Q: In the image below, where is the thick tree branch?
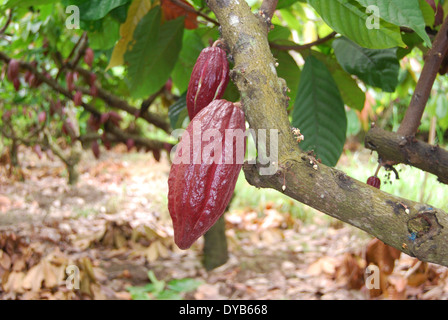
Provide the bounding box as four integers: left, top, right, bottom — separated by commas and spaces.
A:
207, 0, 448, 267
365, 126, 448, 184
397, 16, 448, 137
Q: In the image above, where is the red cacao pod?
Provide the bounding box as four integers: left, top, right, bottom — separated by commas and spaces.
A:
168, 99, 246, 249
73, 90, 82, 106
84, 48, 94, 68
91, 140, 100, 159
367, 176, 381, 189
66, 71, 75, 92
38, 111, 46, 123
186, 45, 229, 120
13, 77, 20, 91
7, 59, 19, 82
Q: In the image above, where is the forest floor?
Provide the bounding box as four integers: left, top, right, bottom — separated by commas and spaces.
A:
1, 145, 448, 300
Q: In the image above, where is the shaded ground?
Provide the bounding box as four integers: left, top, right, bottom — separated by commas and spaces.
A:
1, 145, 448, 300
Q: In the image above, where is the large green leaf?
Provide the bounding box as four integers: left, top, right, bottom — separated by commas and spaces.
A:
354, 0, 431, 47
171, 30, 205, 93
125, 7, 184, 98
291, 56, 347, 167
301, 50, 365, 111
307, 0, 405, 49
333, 37, 400, 92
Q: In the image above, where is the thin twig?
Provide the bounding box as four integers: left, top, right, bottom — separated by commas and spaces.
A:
269, 31, 337, 51
0, 9, 13, 35
170, 0, 219, 26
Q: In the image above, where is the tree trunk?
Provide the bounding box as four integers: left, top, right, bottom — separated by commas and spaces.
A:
202, 214, 229, 271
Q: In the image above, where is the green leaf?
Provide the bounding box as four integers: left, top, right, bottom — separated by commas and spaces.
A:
126, 287, 151, 300
4, 0, 59, 8
85, 16, 120, 50
307, 0, 405, 49
172, 30, 205, 93
154, 291, 183, 300
277, 0, 301, 9
272, 50, 301, 108
125, 7, 184, 98
167, 278, 202, 292
346, 108, 361, 136
68, 0, 131, 21
268, 24, 292, 42
418, 0, 436, 27
354, 0, 431, 47
331, 69, 365, 111
147, 270, 165, 294
301, 50, 364, 111
291, 56, 347, 167
168, 92, 189, 129
333, 37, 400, 92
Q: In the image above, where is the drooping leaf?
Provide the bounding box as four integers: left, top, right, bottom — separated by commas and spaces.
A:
291, 56, 347, 167
107, 0, 156, 69
333, 37, 400, 92
354, 0, 431, 47
125, 7, 185, 98
307, 0, 405, 49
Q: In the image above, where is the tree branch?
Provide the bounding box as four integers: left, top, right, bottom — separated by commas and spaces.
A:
365, 126, 448, 184
0, 51, 171, 133
73, 66, 171, 133
207, 0, 448, 267
0, 9, 13, 35
259, 0, 278, 21
397, 16, 448, 137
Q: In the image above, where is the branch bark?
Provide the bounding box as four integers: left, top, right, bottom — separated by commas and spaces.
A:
365, 126, 448, 184
207, 0, 448, 267
397, 16, 448, 137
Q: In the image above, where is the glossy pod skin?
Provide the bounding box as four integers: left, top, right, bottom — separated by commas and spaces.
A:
186, 46, 229, 120
168, 100, 246, 249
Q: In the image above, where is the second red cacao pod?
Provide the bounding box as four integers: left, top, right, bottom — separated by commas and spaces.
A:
186, 45, 229, 120
168, 99, 246, 249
